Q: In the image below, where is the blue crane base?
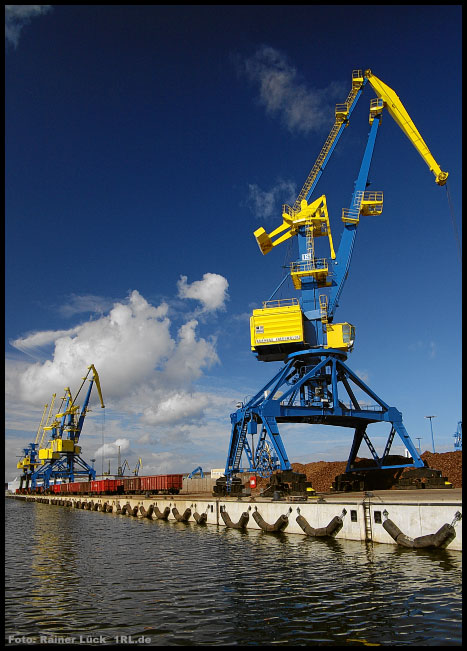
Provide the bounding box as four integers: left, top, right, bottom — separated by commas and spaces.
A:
224, 349, 424, 489
29, 453, 96, 490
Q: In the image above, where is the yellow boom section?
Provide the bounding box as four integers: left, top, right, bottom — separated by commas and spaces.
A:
365, 70, 448, 186
88, 364, 105, 408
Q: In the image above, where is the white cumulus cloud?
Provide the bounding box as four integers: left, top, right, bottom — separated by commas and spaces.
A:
142, 391, 211, 426
5, 281, 234, 480
177, 272, 229, 312
11, 290, 174, 404
94, 437, 131, 459
8, 288, 220, 409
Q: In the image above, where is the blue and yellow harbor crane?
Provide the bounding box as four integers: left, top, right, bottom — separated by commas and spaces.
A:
17, 397, 56, 490
27, 364, 105, 490
223, 69, 449, 492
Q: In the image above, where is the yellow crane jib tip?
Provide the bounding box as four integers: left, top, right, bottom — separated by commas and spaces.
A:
436, 171, 448, 186
254, 227, 273, 255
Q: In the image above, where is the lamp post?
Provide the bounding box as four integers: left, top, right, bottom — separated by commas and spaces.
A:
425, 416, 436, 454
416, 438, 422, 453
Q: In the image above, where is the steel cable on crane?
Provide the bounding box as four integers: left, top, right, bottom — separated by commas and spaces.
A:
101, 406, 106, 476
71, 367, 92, 407
445, 183, 462, 265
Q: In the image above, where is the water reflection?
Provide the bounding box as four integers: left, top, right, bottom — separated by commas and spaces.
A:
5, 499, 462, 646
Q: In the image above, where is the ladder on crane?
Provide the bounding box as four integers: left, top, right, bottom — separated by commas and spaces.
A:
292, 70, 365, 211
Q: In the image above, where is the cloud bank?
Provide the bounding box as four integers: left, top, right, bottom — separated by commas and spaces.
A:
8, 273, 228, 413
5, 5, 52, 47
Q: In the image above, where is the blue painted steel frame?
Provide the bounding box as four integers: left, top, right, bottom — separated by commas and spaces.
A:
225, 350, 424, 482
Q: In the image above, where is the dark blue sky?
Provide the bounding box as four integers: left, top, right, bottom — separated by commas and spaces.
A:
5, 5, 462, 480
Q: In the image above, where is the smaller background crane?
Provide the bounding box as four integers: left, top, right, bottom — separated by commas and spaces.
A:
187, 466, 204, 479
453, 422, 462, 450
117, 451, 143, 476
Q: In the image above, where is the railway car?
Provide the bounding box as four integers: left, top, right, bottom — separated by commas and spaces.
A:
14, 474, 184, 497
90, 480, 102, 493
90, 479, 123, 495
79, 481, 91, 494
122, 477, 141, 494
140, 474, 183, 495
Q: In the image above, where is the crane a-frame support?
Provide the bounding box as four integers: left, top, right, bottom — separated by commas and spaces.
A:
225, 348, 423, 480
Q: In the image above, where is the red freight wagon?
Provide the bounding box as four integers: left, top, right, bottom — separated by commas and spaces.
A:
107, 479, 124, 494
140, 474, 183, 495
122, 477, 141, 494
79, 481, 91, 494
90, 480, 104, 493
52, 484, 61, 493
91, 479, 123, 494
67, 482, 81, 494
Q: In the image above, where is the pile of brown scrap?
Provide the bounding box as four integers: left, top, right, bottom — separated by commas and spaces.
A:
252, 451, 462, 493
419, 450, 462, 488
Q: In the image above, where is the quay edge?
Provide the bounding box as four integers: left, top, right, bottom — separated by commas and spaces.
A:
7, 489, 462, 552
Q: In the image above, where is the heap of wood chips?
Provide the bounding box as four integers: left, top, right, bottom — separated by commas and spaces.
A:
419, 451, 462, 489
255, 450, 462, 493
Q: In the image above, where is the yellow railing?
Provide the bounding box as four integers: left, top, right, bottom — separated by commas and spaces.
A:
342, 208, 360, 224
262, 297, 299, 309
370, 97, 384, 112
290, 258, 329, 274
362, 191, 383, 203
352, 69, 364, 86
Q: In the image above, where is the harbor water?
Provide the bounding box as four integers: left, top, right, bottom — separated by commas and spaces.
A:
5, 498, 462, 646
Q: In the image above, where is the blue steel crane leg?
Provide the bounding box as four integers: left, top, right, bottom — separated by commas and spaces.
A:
261, 417, 292, 472
335, 358, 424, 471
346, 425, 367, 473
225, 420, 240, 473
390, 420, 424, 468
225, 416, 253, 476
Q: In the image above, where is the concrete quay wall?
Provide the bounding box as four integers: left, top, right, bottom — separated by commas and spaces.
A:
11, 490, 462, 551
